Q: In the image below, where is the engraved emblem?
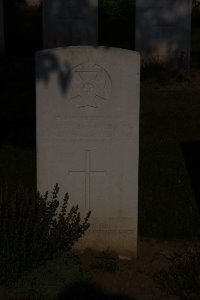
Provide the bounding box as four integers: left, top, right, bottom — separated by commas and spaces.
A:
69, 64, 112, 109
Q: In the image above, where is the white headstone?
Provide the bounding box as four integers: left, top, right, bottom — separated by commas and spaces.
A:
36, 46, 140, 256
135, 0, 192, 63
0, 0, 4, 55
43, 0, 98, 49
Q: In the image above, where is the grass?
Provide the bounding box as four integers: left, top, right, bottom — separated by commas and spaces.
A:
139, 85, 200, 239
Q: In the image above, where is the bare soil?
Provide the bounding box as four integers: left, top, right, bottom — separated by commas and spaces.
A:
1, 238, 200, 299
79, 238, 200, 300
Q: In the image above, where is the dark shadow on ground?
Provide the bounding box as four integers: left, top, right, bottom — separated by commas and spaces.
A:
182, 141, 200, 212
58, 280, 135, 300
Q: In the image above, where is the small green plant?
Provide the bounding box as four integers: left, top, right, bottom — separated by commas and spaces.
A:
0, 182, 91, 284
155, 246, 200, 300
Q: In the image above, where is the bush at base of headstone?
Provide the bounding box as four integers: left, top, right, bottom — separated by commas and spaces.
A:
0, 182, 91, 284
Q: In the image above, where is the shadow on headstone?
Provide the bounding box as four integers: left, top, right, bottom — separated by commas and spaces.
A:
182, 140, 200, 211
36, 50, 72, 95
58, 280, 135, 300
0, 50, 72, 148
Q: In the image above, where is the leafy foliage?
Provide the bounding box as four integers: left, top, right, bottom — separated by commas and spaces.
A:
0, 183, 91, 284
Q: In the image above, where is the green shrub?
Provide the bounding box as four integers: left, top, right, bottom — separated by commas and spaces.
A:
0, 183, 91, 284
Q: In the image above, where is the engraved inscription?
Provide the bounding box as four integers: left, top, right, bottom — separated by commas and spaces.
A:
54, 116, 135, 140
89, 217, 135, 231
68, 150, 106, 210
88, 230, 134, 234
69, 64, 112, 109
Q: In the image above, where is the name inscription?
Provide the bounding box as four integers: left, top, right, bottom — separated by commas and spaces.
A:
53, 116, 135, 140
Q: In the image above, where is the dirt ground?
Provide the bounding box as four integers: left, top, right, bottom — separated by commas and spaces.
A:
0, 238, 188, 300
79, 238, 200, 300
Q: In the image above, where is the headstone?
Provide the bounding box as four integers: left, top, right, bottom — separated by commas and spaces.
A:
0, 0, 4, 55
36, 46, 140, 256
43, 0, 98, 49
135, 0, 192, 63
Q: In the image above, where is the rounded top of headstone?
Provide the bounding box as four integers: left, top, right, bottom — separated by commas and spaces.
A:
36, 46, 140, 58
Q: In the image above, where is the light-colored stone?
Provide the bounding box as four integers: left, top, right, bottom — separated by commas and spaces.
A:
36, 46, 140, 256
0, 0, 4, 55
43, 0, 98, 49
135, 0, 192, 63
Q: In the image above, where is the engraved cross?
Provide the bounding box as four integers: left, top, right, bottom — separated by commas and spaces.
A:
68, 150, 106, 210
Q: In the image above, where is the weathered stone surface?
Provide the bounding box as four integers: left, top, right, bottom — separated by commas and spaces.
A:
135, 0, 192, 63
36, 46, 140, 256
0, 0, 4, 55
43, 0, 98, 49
